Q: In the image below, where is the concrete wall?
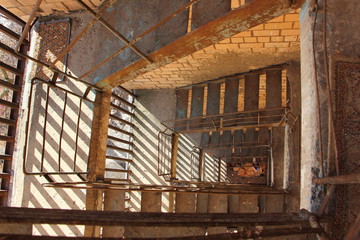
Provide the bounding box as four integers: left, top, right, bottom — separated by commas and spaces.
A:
300, 0, 360, 211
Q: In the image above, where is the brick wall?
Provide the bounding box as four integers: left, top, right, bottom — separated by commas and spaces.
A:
124, 10, 300, 89
1, 0, 101, 21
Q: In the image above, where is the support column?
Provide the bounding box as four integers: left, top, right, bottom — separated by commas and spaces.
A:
84, 89, 111, 237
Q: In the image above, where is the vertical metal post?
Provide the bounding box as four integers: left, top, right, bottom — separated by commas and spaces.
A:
217, 158, 222, 182
170, 133, 179, 180
198, 149, 204, 181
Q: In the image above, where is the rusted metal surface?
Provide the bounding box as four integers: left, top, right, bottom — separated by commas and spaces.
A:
175, 88, 189, 131
191, 0, 231, 31
49, 0, 115, 68
99, 0, 304, 88
0, 9, 27, 206
314, 173, 360, 185
14, 0, 42, 52
76, 0, 152, 64
78, 0, 198, 82
266, 70, 283, 108
345, 214, 360, 240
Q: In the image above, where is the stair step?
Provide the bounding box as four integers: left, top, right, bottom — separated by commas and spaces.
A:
105, 168, 131, 174
107, 144, 133, 154
106, 155, 133, 162
109, 114, 135, 127
0, 154, 12, 161
108, 125, 134, 137
0, 190, 8, 196
0, 173, 11, 179
0, 117, 16, 126
0, 99, 19, 109
104, 178, 131, 183
111, 93, 135, 109
107, 135, 133, 145
0, 135, 15, 142
110, 103, 134, 117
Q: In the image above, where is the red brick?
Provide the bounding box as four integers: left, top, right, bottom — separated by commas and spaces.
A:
264, 42, 290, 48
239, 43, 263, 48
244, 37, 257, 43
271, 36, 284, 42
284, 14, 299, 22
281, 29, 300, 36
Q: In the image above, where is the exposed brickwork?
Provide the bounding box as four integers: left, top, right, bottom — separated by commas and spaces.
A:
2, 0, 101, 21
124, 10, 300, 89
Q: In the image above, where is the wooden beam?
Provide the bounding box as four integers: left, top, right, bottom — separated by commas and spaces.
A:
0, 207, 313, 227
0, 227, 323, 239
97, 0, 304, 88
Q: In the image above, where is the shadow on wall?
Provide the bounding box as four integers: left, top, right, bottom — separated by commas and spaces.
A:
16, 20, 96, 237
130, 89, 199, 212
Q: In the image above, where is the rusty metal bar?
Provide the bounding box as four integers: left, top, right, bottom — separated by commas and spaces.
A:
105, 155, 132, 162
0, 79, 22, 91
109, 114, 134, 127
44, 181, 289, 195
0, 61, 23, 76
32, 78, 94, 103
313, 173, 360, 185
78, 0, 201, 80
110, 103, 134, 116
40, 85, 50, 172
107, 135, 132, 146
178, 122, 286, 134
111, 93, 135, 109
170, 132, 179, 179
0, 6, 26, 27
77, 0, 152, 63
23, 78, 91, 176
217, 158, 222, 182
0, 136, 15, 142
0, 42, 26, 61
0, 25, 29, 45
198, 149, 204, 181
0, 118, 16, 126
49, 0, 115, 68
108, 125, 134, 137
0, 99, 19, 109
106, 144, 133, 154
15, 0, 42, 52
73, 99, 83, 172
0, 155, 12, 161
58, 93, 68, 172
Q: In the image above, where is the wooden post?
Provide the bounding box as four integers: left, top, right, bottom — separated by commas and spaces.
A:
84, 90, 111, 237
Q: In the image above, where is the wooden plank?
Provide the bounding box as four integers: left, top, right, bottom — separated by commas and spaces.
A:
99, 0, 305, 88
192, 0, 231, 31
175, 89, 189, 131
266, 195, 284, 213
